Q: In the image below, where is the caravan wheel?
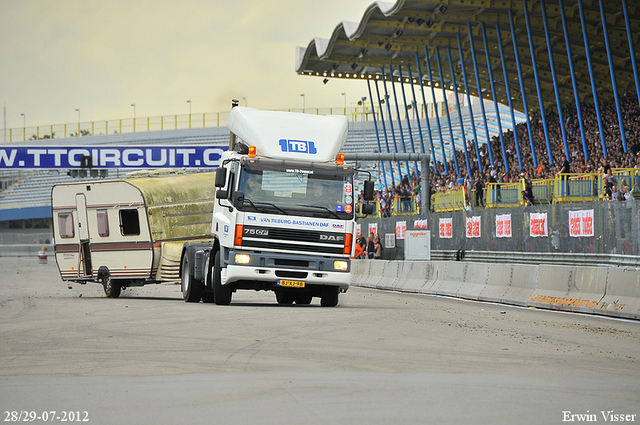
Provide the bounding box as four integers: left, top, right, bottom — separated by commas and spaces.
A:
102, 275, 121, 298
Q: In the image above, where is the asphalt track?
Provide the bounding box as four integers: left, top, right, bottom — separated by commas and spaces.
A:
0, 256, 638, 425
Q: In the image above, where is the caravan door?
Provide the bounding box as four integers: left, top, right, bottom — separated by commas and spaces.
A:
75, 193, 93, 277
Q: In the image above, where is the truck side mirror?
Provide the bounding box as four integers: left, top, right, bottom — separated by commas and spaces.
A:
363, 180, 375, 201
361, 203, 375, 215
232, 191, 245, 209
215, 168, 227, 187
215, 189, 228, 199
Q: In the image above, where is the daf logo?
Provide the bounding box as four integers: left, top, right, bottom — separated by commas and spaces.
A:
320, 234, 344, 242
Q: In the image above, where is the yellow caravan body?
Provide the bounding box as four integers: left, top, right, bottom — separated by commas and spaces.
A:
52, 172, 215, 285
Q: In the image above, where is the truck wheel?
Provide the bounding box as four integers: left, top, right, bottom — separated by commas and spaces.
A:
201, 255, 215, 303
102, 275, 121, 298
275, 290, 295, 305
213, 251, 231, 305
182, 253, 203, 303
294, 293, 313, 305
320, 286, 339, 307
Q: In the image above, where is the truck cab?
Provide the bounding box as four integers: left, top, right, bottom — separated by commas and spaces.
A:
180, 107, 374, 307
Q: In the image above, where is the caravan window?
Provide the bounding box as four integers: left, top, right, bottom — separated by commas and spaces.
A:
119, 209, 140, 236
97, 209, 109, 237
58, 212, 75, 238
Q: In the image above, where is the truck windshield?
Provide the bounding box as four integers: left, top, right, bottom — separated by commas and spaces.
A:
237, 160, 354, 219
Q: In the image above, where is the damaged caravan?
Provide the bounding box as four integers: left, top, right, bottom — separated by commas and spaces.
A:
52, 171, 215, 297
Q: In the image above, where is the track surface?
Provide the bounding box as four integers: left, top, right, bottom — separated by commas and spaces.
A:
1, 257, 638, 424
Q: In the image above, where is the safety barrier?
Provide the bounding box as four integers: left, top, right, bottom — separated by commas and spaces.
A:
554, 173, 600, 203
485, 182, 521, 208
392, 197, 419, 216
531, 179, 554, 204
350, 259, 640, 320
431, 187, 466, 212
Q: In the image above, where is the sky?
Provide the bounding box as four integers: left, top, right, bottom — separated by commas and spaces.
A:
0, 0, 376, 130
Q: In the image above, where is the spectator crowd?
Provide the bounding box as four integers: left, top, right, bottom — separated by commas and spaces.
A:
358, 92, 640, 214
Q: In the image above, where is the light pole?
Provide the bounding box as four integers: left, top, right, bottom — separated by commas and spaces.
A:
187, 100, 191, 128
20, 112, 25, 140
75, 108, 80, 134
131, 103, 136, 131
300, 93, 305, 113
341, 92, 347, 115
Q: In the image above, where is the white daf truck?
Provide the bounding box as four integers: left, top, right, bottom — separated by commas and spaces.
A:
180, 106, 374, 307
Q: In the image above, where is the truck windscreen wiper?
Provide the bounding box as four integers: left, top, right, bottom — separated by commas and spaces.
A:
244, 199, 288, 215
295, 204, 341, 219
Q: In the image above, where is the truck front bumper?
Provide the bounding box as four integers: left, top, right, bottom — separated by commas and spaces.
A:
220, 249, 351, 291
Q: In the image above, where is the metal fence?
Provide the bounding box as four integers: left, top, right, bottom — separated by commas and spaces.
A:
358, 198, 640, 265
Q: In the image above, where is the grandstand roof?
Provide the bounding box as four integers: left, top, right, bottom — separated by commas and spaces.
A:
295, 0, 640, 113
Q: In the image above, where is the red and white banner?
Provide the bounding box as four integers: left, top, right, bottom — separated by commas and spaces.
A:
569, 209, 594, 237
396, 221, 406, 239
368, 222, 378, 238
495, 214, 512, 238
465, 216, 481, 238
414, 219, 428, 229
439, 218, 453, 239
529, 212, 548, 237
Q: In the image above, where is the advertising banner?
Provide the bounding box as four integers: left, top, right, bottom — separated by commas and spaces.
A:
0, 146, 227, 169
465, 216, 481, 238
495, 214, 512, 238
414, 219, 428, 229
569, 209, 594, 237
368, 222, 378, 238
530, 212, 548, 237
439, 217, 453, 239
396, 221, 406, 239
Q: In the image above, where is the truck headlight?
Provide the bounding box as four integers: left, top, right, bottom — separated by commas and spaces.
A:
235, 253, 251, 264
333, 260, 348, 271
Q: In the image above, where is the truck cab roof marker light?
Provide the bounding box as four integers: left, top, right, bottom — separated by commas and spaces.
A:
248, 146, 257, 158
336, 153, 345, 165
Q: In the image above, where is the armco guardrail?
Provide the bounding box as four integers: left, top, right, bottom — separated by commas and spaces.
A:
351, 260, 640, 320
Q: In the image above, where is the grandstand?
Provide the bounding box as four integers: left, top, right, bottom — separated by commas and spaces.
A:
0, 100, 520, 229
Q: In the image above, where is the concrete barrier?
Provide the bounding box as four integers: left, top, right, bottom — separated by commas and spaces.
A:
455, 262, 490, 300
528, 265, 608, 315
599, 268, 640, 320
429, 261, 465, 298
350, 259, 640, 320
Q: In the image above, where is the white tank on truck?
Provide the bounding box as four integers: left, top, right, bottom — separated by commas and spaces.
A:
180, 106, 375, 306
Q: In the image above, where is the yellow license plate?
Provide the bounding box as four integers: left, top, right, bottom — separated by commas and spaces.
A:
277, 279, 305, 288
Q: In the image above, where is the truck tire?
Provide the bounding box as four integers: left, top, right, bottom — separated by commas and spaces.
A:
275, 290, 295, 305
201, 255, 215, 303
102, 274, 121, 298
320, 286, 339, 307
294, 293, 313, 305
182, 252, 203, 303
213, 251, 231, 305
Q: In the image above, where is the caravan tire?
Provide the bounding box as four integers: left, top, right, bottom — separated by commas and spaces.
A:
213, 251, 231, 305
102, 275, 121, 299
182, 253, 204, 303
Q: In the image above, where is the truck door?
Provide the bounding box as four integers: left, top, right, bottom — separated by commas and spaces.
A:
75, 194, 92, 277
